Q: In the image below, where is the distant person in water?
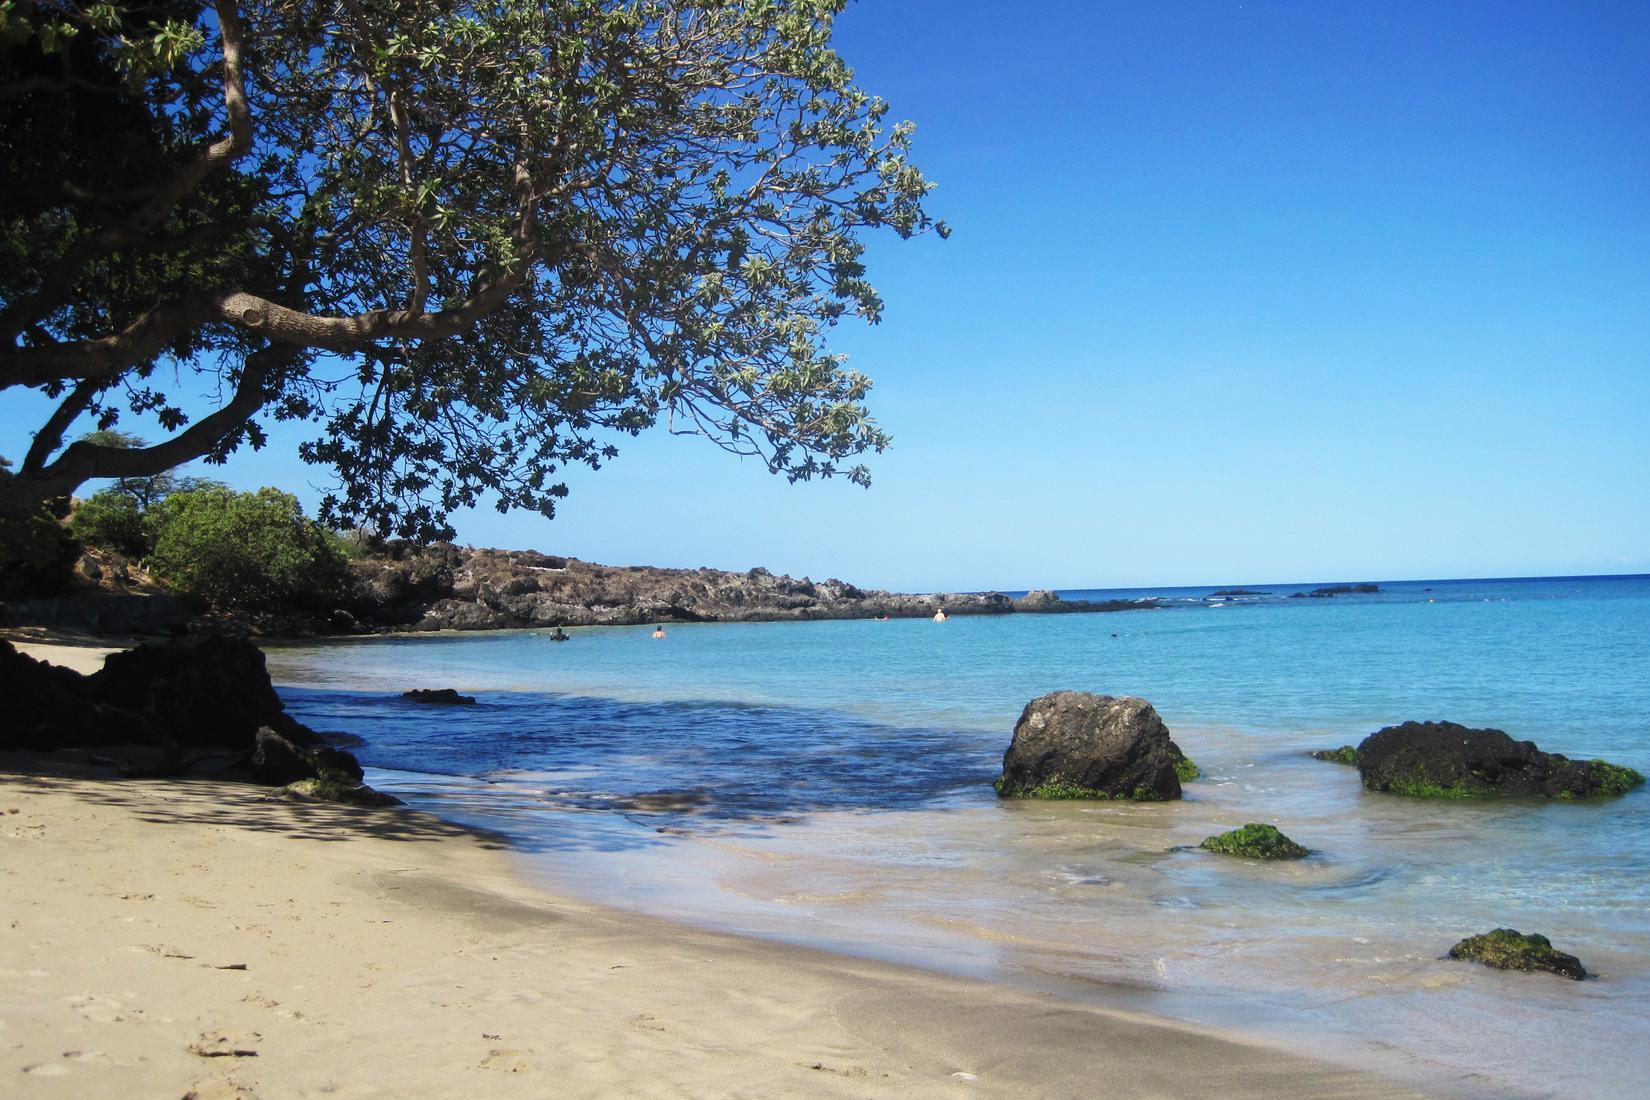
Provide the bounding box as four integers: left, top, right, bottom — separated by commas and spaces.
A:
651, 625, 666, 638
548, 627, 569, 642
933, 607, 948, 622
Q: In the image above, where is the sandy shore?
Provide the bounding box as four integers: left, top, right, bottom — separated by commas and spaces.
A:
2, 638, 1432, 1099
1, 628, 133, 677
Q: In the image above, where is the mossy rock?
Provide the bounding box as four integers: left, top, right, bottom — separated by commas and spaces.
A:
1173, 755, 1201, 783
1447, 928, 1586, 980
1357, 721, 1644, 800
285, 777, 403, 808
1310, 745, 1359, 766
1199, 823, 1309, 860
992, 777, 1165, 801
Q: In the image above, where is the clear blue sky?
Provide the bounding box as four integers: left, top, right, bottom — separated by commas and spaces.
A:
5, 0, 1647, 591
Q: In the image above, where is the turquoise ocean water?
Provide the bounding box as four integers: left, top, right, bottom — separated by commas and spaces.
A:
267, 574, 1650, 1097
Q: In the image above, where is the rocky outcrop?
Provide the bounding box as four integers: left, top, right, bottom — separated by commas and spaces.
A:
2, 636, 392, 801
1011, 589, 1162, 615
1447, 929, 1586, 980
994, 692, 1186, 801
1290, 584, 1380, 599
1311, 746, 1359, 766
1356, 720, 1644, 799
343, 545, 1149, 632
1199, 823, 1309, 860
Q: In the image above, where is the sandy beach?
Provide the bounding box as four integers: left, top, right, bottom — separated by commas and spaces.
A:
1, 637, 1431, 1100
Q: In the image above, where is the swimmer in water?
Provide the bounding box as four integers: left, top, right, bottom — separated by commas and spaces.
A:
933, 607, 948, 622
651, 625, 666, 638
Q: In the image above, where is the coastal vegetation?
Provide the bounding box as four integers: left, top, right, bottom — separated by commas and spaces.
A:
1199, 823, 1310, 860
0, 0, 943, 540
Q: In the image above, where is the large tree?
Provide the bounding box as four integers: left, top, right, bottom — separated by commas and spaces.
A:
0, 0, 941, 537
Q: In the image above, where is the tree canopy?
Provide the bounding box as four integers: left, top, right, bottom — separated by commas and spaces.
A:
0, 0, 942, 537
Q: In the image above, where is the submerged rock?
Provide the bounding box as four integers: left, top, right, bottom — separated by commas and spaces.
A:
1357, 720, 1644, 799
1311, 745, 1359, 766
994, 692, 1185, 801
1199, 823, 1309, 860
1447, 928, 1586, 980
401, 688, 477, 706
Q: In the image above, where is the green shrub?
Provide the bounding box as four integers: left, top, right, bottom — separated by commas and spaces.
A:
0, 507, 81, 599
148, 487, 353, 612
69, 490, 151, 557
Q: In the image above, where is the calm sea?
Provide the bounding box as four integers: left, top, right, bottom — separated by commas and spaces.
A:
267, 574, 1650, 1097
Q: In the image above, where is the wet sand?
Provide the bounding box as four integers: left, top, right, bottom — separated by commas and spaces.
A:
0, 757, 1431, 1098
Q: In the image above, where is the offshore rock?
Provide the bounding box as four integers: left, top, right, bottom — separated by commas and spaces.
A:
1447, 928, 1587, 980
401, 688, 476, 706
1357, 720, 1644, 799
1311, 745, 1359, 766
995, 692, 1185, 801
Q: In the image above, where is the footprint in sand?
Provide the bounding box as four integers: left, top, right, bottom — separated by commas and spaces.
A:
480, 1048, 532, 1073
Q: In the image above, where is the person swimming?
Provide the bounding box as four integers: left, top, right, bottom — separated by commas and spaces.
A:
932, 607, 948, 622
651, 625, 666, 638
548, 627, 569, 642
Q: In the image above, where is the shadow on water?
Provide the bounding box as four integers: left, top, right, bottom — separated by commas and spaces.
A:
279, 686, 1004, 849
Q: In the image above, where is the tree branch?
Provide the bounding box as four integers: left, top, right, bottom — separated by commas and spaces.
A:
0, 345, 294, 517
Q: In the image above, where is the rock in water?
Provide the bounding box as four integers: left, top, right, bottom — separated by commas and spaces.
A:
1357, 720, 1644, 799
401, 688, 477, 706
995, 692, 1185, 800
1310, 745, 1359, 766
1199, 823, 1309, 860
1447, 929, 1587, 980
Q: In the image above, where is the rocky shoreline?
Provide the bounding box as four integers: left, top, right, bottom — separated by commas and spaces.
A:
2, 542, 1160, 637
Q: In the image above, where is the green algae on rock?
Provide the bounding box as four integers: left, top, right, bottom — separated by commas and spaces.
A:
1310, 746, 1359, 766
1447, 929, 1586, 981
1171, 749, 1201, 783
1198, 823, 1309, 860
285, 777, 404, 808
1356, 720, 1645, 800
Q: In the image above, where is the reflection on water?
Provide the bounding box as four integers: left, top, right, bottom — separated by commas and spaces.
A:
269, 575, 1650, 1099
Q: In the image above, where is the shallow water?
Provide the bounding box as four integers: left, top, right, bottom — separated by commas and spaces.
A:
268, 574, 1650, 1097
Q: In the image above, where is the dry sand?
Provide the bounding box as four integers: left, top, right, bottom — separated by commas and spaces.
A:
1, 642, 1433, 1099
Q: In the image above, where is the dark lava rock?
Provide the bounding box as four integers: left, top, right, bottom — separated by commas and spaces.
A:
1199, 823, 1309, 860
252, 726, 365, 786
401, 688, 477, 706
1012, 589, 1066, 612
3, 636, 366, 790
1211, 588, 1269, 597
995, 692, 1186, 801
90, 635, 316, 749
1357, 720, 1644, 799
283, 777, 403, 808
1293, 584, 1381, 599
1447, 929, 1586, 980
2, 641, 165, 750
1311, 745, 1360, 766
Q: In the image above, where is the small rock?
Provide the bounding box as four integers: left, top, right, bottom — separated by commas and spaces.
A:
995, 692, 1186, 801
1198, 823, 1310, 860
1310, 746, 1359, 766
283, 778, 402, 807
400, 688, 477, 706
1447, 928, 1586, 980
